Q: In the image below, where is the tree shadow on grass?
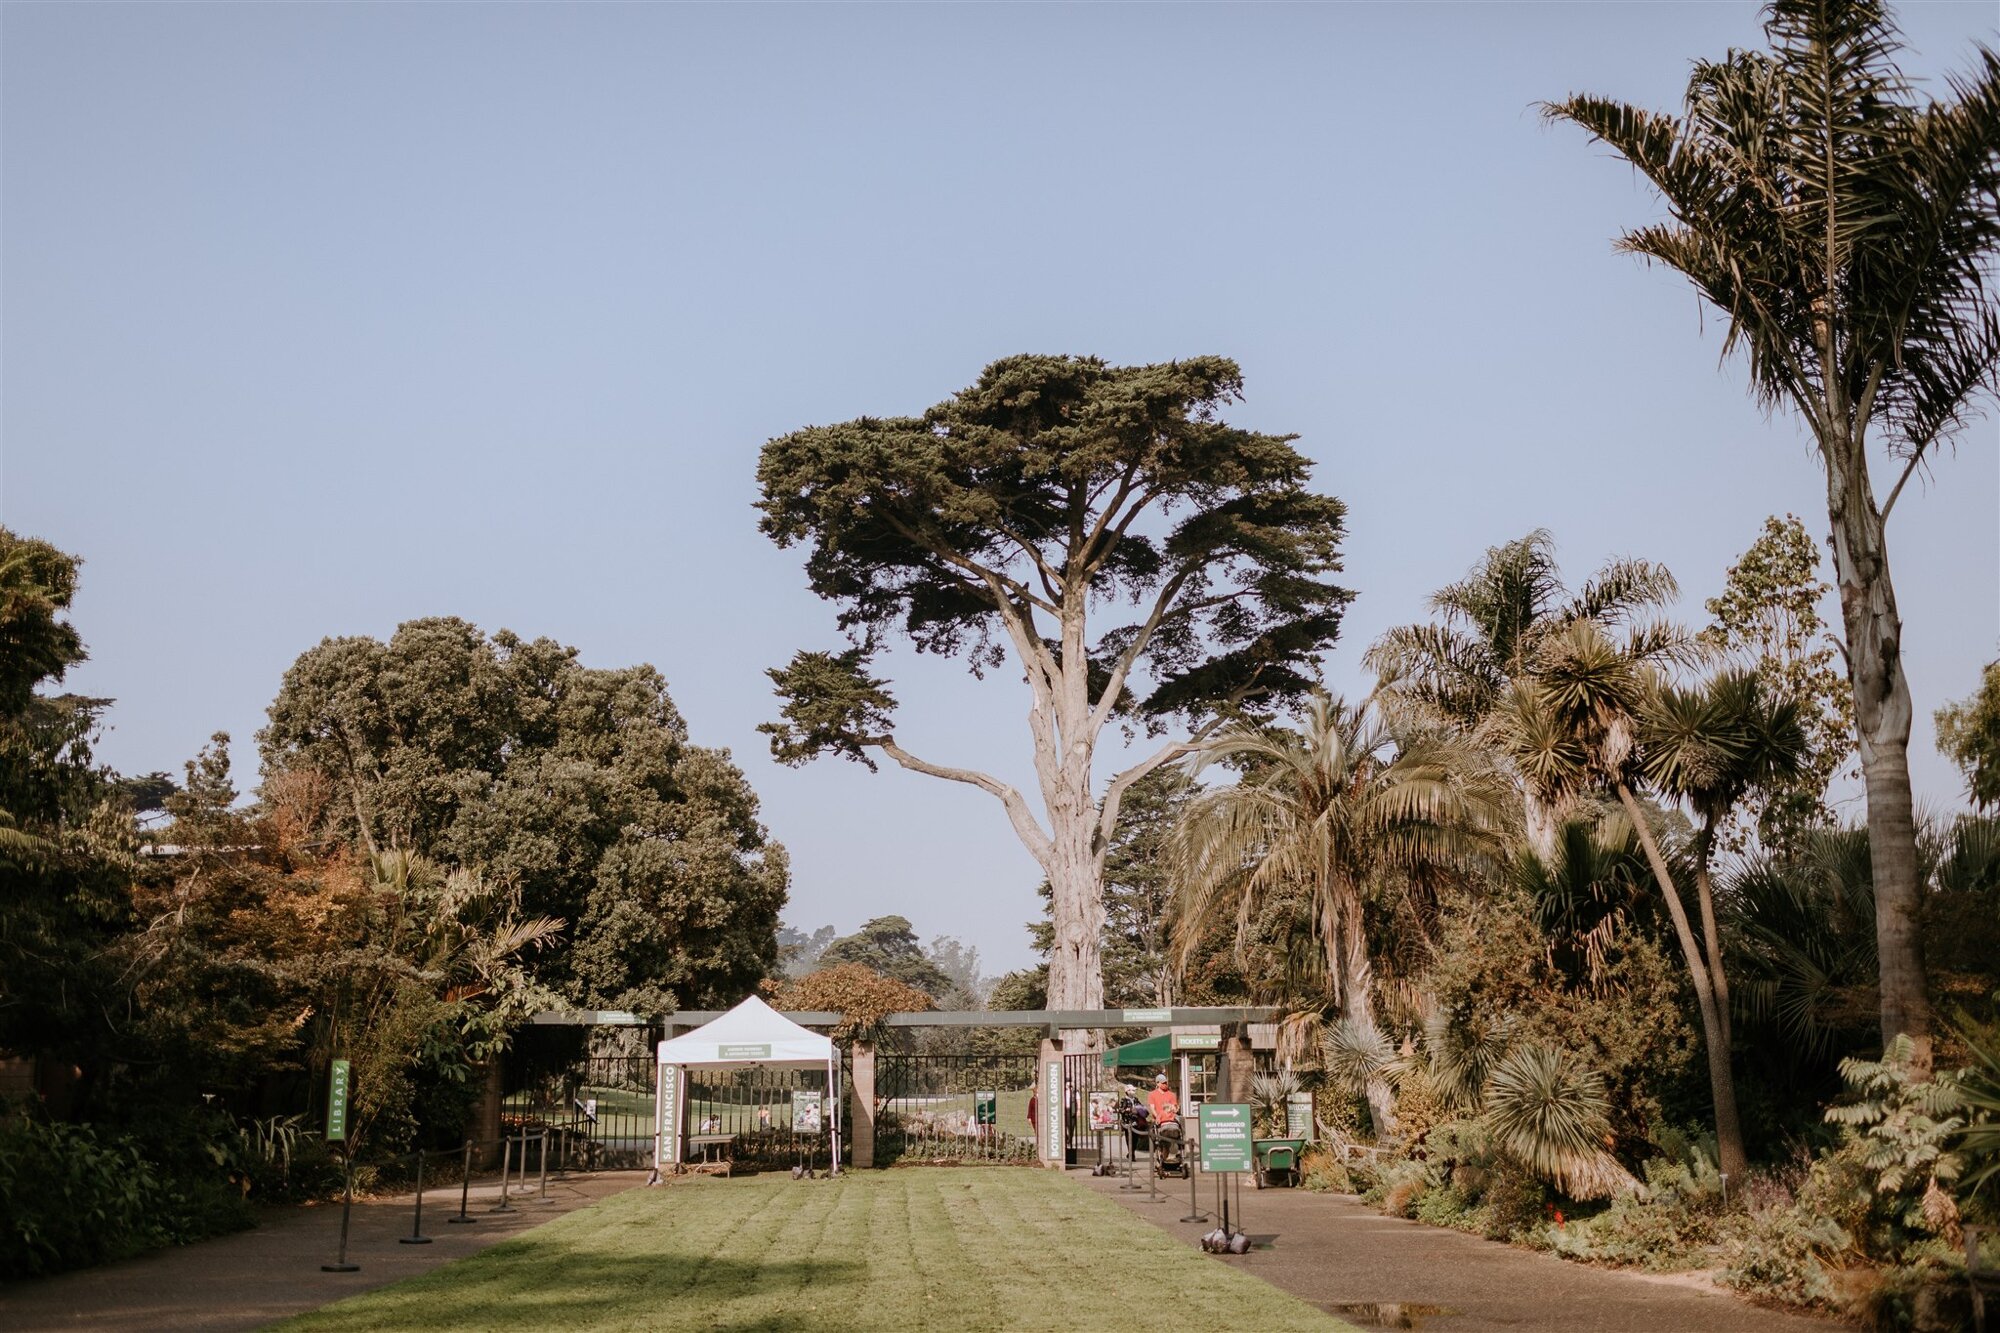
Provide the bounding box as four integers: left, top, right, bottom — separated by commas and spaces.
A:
299, 1252, 866, 1331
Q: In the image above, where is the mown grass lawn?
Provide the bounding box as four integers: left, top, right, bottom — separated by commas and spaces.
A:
278, 1168, 1355, 1332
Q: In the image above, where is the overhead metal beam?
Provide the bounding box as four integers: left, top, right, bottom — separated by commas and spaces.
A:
611, 1006, 1286, 1029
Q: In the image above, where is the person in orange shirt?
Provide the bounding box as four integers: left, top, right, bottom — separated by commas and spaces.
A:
1146, 1072, 1180, 1127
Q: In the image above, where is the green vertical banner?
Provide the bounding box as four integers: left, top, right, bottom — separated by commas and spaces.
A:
974, 1090, 997, 1126
327, 1059, 352, 1142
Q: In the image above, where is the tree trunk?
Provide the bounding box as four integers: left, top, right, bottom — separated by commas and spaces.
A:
1336, 890, 1398, 1138
1823, 444, 1931, 1072
1615, 786, 1748, 1179
1524, 788, 1561, 863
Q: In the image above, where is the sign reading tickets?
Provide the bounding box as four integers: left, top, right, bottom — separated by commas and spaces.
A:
1198, 1103, 1253, 1173
1043, 1059, 1064, 1161
658, 1064, 681, 1165
327, 1059, 351, 1142
975, 1090, 997, 1125
1174, 1033, 1222, 1051
718, 1043, 771, 1060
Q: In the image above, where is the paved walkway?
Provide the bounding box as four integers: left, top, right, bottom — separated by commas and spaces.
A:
0, 1169, 648, 1332
1080, 1166, 1831, 1332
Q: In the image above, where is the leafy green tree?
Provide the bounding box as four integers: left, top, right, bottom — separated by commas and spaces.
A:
1703, 516, 1856, 849
756, 354, 1351, 1019
1171, 692, 1505, 1133
1097, 767, 1197, 1008
1366, 529, 1684, 858
1936, 661, 2000, 809
1546, 0, 2000, 1072
818, 915, 955, 1000
0, 529, 138, 1098
260, 617, 787, 1012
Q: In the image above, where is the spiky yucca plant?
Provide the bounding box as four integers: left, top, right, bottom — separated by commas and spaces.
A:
1481, 1044, 1638, 1200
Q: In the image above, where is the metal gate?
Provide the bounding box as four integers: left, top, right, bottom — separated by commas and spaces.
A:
876, 1053, 1039, 1165
1064, 1050, 1123, 1165
503, 1051, 657, 1169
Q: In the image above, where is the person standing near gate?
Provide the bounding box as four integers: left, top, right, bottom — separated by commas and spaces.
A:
1147, 1072, 1179, 1127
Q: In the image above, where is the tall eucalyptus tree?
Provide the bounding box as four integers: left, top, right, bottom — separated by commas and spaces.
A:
757, 355, 1351, 1019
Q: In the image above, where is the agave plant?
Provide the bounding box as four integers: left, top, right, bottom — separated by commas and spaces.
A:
1250, 1071, 1302, 1139
1480, 1044, 1638, 1200
1319, 1018, 1398, 1103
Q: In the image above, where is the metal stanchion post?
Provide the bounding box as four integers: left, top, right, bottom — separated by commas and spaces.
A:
1120, 1127, 1146, 1191
1181, 1116, 1208, 1223
400, 1148, 433, 1244
449, 1139, 477, 1224
490, 1135, 516, 1213
321, 1159, 361, 1272
538, 1130, 549, 1199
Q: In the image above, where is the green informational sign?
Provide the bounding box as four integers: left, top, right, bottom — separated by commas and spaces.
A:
1286, 1092, 1314, 1140
1198, 1102, 1252, 1173
1174, 1033, 1222, 1051
974, 1090, 997, 1125
717, 1043, 771, 1060
327, 1059, 351, 1142
1124, 1007, 1172, 1024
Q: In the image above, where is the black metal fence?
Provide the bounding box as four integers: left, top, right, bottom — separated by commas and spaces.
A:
683, 1063, 841, 1171
876, 1054, 1039, 1165
502, 1052, 657, 1169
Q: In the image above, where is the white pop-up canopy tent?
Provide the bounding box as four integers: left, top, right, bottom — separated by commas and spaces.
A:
655, 996, 840, 1173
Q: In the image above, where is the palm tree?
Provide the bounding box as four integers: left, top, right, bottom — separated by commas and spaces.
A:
1546, 0, 2000, 1072
1496, 624, 1807, 1177
1170, 692, 1503, 1135
1366, 530, 1686, 857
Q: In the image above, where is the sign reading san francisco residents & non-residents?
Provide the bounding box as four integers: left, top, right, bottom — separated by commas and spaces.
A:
1198, 1102, 1252, 1173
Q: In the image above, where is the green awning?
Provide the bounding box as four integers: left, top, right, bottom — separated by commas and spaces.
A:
1101, 1033, 1172, 1069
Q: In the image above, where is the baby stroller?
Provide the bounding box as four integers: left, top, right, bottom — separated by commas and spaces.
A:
1151, 1116, 1190, 1178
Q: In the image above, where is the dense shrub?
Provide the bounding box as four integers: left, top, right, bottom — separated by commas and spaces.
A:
0, 1115, 257, 1280
1551, 1157, 1725, 1270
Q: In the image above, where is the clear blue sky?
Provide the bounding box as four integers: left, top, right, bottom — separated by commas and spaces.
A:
5, 2, 1995, 975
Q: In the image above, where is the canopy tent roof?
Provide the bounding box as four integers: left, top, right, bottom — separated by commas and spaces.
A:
656, 995, 834, 1070
1102, 1033, 1173, 1069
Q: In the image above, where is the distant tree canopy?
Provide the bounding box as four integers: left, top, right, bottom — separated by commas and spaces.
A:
818, 915, 955, 1001
259, 617, 787, 1012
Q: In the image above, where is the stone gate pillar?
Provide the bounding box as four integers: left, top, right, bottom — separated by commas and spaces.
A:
849, 1040, 876, 1168
1037, 1036, 1065, 1169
